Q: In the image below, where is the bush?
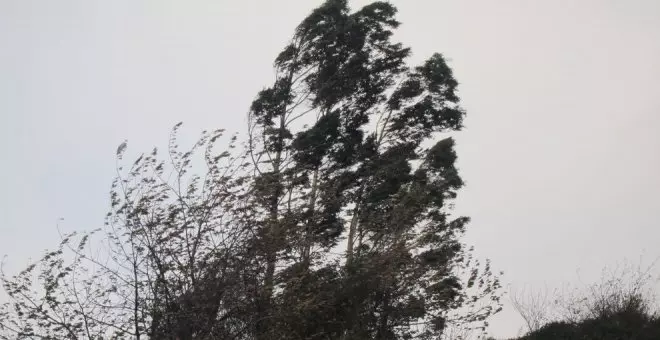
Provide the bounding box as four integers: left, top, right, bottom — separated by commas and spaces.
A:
522, 299, 660, 340
514, 260, 660, 340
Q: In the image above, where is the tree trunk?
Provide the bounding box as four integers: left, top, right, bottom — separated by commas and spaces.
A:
302, 168, 319, 266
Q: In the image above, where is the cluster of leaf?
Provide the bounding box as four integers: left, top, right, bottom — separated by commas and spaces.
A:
0, 1, 502, 339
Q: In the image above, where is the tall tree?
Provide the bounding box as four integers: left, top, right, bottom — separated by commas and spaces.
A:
0, 1, 502, 339
247, 1, 501, 338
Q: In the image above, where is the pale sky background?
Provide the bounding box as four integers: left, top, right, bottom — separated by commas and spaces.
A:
1, 0, 659, 338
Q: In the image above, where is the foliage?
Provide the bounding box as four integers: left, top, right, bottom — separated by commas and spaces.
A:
0, 1, 502, 339
513, 260, 660, 340
518, 299, 660, 340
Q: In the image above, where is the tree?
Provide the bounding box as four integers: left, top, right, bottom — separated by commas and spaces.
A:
0, 1, 502, 339
1, 127, 253, 339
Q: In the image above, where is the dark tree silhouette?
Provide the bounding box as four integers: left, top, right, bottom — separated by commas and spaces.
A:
0, 1, 502, 339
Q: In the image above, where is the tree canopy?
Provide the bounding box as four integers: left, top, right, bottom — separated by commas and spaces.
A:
0, 1, 502, 339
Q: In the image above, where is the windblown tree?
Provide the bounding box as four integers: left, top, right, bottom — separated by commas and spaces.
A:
1, 127, 255, 340
0, 1, 501, 339
246, 1, 501, 338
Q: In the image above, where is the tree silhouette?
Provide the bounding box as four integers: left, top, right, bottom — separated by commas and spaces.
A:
0, 1, 501, 339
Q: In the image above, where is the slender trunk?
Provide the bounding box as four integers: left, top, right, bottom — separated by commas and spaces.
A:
263, 50, 298, 289
133, 260, 141, 340
258, 112, 285, 340
255, 39, 304, 339
346, 210, 358, 266
345, 185, 365, 266
346, 113, 390, 266
302, 168, 319, 266
301, 107, 327, 268
258, 68, 293, 338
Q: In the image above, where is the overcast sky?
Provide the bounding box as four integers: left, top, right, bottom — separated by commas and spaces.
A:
1, 0, 659, 337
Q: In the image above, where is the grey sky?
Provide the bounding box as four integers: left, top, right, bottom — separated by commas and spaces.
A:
1, 0, 659, 338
